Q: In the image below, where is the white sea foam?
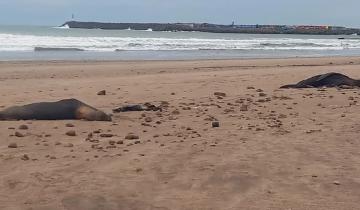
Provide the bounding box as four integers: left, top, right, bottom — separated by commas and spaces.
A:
0, 32, 359, 52
52, 24, 70, 29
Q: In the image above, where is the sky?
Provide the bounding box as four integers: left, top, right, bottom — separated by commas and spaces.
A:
0, 0, 359, 27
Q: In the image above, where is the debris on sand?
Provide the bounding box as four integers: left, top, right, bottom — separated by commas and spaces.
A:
113, 102, 163, 113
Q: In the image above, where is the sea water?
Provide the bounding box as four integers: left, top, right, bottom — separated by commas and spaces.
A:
0, 25, 360, 60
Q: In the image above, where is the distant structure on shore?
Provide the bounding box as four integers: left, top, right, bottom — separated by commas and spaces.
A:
62, 21, 360, 35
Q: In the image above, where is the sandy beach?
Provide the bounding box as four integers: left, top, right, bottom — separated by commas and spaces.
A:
1, 57, 360, 210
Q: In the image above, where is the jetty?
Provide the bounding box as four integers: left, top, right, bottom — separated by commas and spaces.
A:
62, 21, 360, 35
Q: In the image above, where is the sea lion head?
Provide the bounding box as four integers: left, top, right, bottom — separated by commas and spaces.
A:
76, 106, 112, 121
90, 110, 112, 121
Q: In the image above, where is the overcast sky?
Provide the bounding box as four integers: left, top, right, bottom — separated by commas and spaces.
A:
0, 0, 359, 27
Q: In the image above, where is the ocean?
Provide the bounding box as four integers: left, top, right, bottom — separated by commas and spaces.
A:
1, 25, 360, 60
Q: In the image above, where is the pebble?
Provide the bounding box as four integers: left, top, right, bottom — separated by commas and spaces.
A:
212, 121, 220, 128
8, 143, 18, 148
125, 133, 139, 140
64, 143, 74, 148
15, 132, 25, 138
100, 133, 114, 138
240, 104, 248, 111
18, 125, 29, 130
65, 123, 75, 127
66, 130, 76, 136
259, 93, 267, 97
144, 117, 153, 123
214, 92, 226, 97
333, 181, 341, 185
21, 154, 30, 161
97, 90, 106, 95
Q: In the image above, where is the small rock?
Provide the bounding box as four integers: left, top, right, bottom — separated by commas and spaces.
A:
259, 93, 267, 97
333, 181, 341, 185
97, 90, 106, 95
65, 123, 75, 127
172, 110, 180, 115
18, 125, 29, 130
240, 104, 248, 111
21, 154, 30, 161
8, 143, 18, 148
212, 121, 220, 128
117, 140, 124, 144
15, 132, 24, 138
144, 117, 153, 123
65, 130, 76, 136
214, 92, 226, 97
64, 143, 74, 148
125, 133, 139, 140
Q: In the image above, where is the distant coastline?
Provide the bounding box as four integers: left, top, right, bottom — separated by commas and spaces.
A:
62, 21, 360, 35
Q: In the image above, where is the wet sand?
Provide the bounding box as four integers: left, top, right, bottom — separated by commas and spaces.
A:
1, 57, 360, 210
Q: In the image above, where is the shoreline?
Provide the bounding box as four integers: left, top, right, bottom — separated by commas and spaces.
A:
1, 55, 359, 66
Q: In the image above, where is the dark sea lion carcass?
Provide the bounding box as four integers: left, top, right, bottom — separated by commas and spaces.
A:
0, 99, 111, 121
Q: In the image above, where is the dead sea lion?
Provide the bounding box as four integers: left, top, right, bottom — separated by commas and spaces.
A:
280, 72, 360, 89
0, 99, 111, 121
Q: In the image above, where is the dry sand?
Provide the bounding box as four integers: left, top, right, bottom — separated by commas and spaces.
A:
0, 57, 360, 210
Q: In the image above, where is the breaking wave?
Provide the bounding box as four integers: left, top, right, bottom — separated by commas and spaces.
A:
0, 33, 359, 52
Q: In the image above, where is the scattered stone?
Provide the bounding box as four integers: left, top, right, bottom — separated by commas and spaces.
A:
125, 133, 139, 140
65, 123, 75, 127
259, 93, 267, 97
109, 140, 116, 145
134, 140, 141, 144
21, 154, 30, 161
97, 90, 106, 95
172, 110, 180, 115
214, 92, 226, 97
100, 133, 114, 138
18, 125, 29, 130
117, 140, 124, 144
247, 86, 255, 89
55, 141, 62, 146
144, 117, 152, 123
64, 143, 74, 148
65, 130, 76, 136
333, 181, 341, 185
8, 143, 18, 148
15, 132, 24, 138
212, 121, 220, 128
240, 104, 248, 111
